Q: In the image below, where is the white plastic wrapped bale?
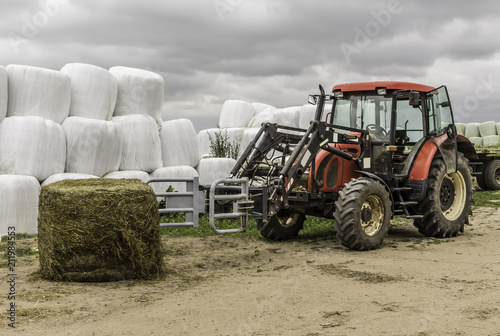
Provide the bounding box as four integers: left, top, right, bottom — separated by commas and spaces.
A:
0, 66, 7, 122
497, 123, 500, 136
298, 104, 316, 129
464, 123, 481, 138
482, 135, 500, 147
273, 106, 301, 128
468, 137, 483, 146
103, 170, 150, 183
63, 117, 122, 177
61, 63, 118, 120
248, 107, 275, 128
479, 121, 497, 137
160, 118, 199, 167
197, 127, 245, 158
6, 65, 71, 124
197, 158, 237, 185
112, 115, 163, 172
218, 100, 255, 128
455, 123, 466, 135
109, 66, 164, 123
0, 175, 40, 235
0, 116, 66, 181
150, 166, 198, 194
252, 102, 275, 115
41, 173, 99, 187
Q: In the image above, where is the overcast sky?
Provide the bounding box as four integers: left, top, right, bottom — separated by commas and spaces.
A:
1, 0, 499, 131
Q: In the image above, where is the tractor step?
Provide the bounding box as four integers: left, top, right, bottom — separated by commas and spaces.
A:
395, 201, 418, 206
391, 186, 412, 191
401, 214, 424, 219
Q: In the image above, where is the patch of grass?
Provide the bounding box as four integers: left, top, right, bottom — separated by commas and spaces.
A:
299, 216, 336, 239
160, 214, 337, 240
472, 188, 500, 207
160, 216, 261, 238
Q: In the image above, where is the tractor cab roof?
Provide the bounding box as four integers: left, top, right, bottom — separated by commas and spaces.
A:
332, 81, 435, 94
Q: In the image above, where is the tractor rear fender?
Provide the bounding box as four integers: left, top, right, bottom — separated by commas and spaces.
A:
456, 134, 479, 161
409, 133, 450, 181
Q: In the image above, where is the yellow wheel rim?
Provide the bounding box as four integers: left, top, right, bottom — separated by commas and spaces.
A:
441, 171, 466, 221
360, 195, 385, 236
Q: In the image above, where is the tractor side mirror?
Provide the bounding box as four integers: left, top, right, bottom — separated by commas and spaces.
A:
447, 124, 457, 139
409, 91, 420, 108
308, 95, 318, 105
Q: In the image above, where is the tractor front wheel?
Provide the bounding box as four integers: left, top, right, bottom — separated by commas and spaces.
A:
260, 210, 305, 240
413, 153, 473, 237
333, 177, 392, 251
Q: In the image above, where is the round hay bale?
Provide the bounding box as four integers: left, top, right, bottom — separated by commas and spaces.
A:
38, 178, 163, 282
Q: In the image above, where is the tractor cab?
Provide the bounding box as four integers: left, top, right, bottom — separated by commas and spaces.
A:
328, 82, 457, 180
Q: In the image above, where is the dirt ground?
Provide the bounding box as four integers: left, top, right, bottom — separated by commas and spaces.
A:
2, 206, 500, 336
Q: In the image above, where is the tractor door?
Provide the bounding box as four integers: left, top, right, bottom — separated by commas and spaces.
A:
425, 86, 457, 173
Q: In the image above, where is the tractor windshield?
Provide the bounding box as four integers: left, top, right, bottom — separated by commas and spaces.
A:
332, 92, 424, 143
332, 93, 392, 140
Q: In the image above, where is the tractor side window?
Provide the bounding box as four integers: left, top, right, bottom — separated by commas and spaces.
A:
396, 99, 423, 143
427, 86, 453, 135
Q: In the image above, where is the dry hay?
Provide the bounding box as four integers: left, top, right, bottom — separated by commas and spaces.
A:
38, 178, 164, 281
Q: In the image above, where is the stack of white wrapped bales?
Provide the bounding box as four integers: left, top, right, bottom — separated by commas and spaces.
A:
479, 121, 500, 146
463, 121, 500, 147
0, 67, 6, 123
298, 104, 317, 129
152, 118, 199, 193
60, 63, 123, 179
0, 175, 40, 234
105, 66, 164, 179
0, 65, 70, 234
273, 106, 301, 128
248, 105, 276, 128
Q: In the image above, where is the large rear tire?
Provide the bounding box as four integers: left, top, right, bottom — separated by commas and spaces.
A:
333, 177, 392, 251
483, 160, 500, 190
413, 152, 473, 238
260, 210, 305, 241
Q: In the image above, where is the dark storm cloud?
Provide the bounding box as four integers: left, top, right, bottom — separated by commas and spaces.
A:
0, 0, 499, 129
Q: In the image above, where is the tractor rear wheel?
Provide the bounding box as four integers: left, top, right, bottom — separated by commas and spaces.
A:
483, 160, 500, 190
476, 169, 489, 190
260, 210, 305, 240
333, 177, 392, 251
413, 152, 472, 238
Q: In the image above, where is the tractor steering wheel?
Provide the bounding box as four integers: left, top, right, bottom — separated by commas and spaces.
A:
366, 124, 388, 139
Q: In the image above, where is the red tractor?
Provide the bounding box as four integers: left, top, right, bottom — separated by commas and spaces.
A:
227, 81, 475, 250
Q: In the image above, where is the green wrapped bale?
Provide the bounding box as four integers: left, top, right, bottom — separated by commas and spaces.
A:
38, 178, 163, 281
